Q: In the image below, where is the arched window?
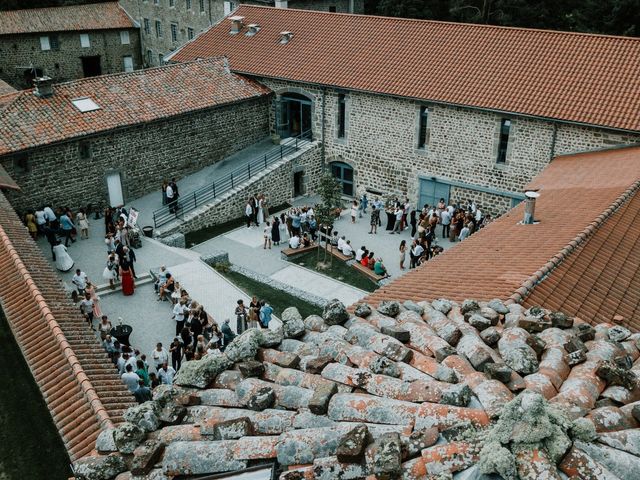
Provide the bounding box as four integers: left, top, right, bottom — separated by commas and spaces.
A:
278, 92, 312, 139
331, 161, 354, 197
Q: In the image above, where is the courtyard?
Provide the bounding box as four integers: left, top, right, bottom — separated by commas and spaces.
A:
36, 182, 459, 375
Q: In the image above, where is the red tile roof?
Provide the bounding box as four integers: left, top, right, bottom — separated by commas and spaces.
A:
0, 191, 135, 461
0, 1, 136, 35
361, 146, 640, 317
0, 78, 16, 96
171, 6, 640, 132
0, 163, 19, 190
0, 58, 271, 157
524, 187, 640, 331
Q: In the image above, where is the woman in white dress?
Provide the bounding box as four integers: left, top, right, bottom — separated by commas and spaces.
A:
77, 208, 90, 239
53, 243, 74, 272
102, 253, 119, 289
256, 196, 264, 225
263, 221, 272, 249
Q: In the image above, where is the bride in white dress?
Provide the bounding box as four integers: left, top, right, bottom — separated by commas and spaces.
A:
53, 243, 74, 272
256, 195, 264, 225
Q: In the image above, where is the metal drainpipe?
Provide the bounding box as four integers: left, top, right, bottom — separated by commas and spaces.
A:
321, 87, 326, 164
208, 0, 212, 25
549, 122, 558, 161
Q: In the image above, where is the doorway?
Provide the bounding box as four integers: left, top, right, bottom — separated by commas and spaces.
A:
279, 93, 312, 139
81, 56, 102, 77
418, 178, 450, 210
293, 170, 304, 197
106, 172, 124, 207
331, 162, 354, 197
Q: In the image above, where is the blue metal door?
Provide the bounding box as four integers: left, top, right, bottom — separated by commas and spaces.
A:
419, 179, 450, 210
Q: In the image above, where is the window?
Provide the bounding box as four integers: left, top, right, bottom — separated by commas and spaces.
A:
49, 35, 59, 50
123, 55, 134, 72
78, 142, 92, 160
154, 0, 159, 4
186, 0, 191, 9
331, 162, 354, 196
144, 18, 151, 35
40, 36, 50, 50
146, 49, 153, 65
417, 106, 429, 149
80, 33, 90, 48
155, 20, 163, 37
199, 0, 205, 12
120, 30, 130, 45
169, 0, 175, 6
337, 94, 346, 139
187, 27, 195, 40
71, 97, 101, 112
223, 1, 235, 15
12, 154, 29, 173
329, 6, 337, 12
170, 23, 178, 42
158, 53, 164, 65
496, 119, 511, 164
41, 35, 60, 50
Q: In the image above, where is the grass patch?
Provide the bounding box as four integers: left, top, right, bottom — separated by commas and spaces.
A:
220, 269, 321, 319
290, 250, 378, 292
0, 309, 71, 480
185, 202, 291, 246
218, 270, 322, 318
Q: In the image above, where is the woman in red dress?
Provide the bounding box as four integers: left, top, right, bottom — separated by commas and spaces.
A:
120, 259, 135, 296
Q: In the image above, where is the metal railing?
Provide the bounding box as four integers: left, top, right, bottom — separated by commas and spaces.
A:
152, 132, 311, 228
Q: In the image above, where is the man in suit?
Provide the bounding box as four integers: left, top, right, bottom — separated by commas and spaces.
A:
123, 246, 137, 278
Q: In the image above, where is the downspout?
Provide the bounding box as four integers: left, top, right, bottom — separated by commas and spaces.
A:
549, 122, 558, 161
321, 87, 326, 164
208, 0, 212, 25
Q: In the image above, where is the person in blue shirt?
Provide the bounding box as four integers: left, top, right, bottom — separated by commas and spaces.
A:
259, 300, 273, 328
59, 212, 76, 247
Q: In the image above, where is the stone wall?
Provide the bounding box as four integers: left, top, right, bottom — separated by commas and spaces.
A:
0, 29, 142, 89
2, 96, 270, 213
160, 142, 322, 235
120, 0, 214, 67
258, 78, 640, 216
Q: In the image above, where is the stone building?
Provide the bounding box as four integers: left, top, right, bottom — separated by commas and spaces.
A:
120, 0, 363, 68
0, 2, 143, 89
0, 58, 271, 213
170, 6, 640, 214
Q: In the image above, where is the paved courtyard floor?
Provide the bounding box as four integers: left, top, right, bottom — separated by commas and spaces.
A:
192, 195, 458, 303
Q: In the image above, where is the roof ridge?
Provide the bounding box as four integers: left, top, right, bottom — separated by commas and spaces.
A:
0, 223, 115, 433
509, 179, 640, 305
236, 4, 640, 42
43, 56, 229, 90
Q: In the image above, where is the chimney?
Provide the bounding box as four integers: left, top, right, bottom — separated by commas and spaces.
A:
229, 16, 245, 35
523, 190, 540, 224
246, 24, 260, 36
275, 0, 288, 7
279, 31, 293, 44
33, 76, 54, 98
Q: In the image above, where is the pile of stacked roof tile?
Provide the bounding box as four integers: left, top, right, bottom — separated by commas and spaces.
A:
72, 298, 640, 480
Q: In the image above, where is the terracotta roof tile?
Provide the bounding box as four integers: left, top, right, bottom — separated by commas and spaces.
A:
361, 146, 640, 318
0, 191, 134, 461
0, 78, 16, 96
172, 5, 640, 132
0, 58, 271, 156
524, 186, 640, 331
87, 298, 640, 478
0, 2, 135, 35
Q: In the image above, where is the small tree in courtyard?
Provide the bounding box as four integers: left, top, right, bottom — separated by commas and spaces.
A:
314, 173, 343, 266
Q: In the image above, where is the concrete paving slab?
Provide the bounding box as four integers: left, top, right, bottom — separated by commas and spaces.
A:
270, 264, 366, 306
224, 226, 265, 248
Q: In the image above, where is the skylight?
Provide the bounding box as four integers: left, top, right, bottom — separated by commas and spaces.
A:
71, 97, 101, 113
